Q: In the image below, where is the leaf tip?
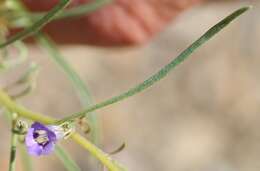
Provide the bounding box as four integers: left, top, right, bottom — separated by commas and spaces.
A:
240, 5, 253, 13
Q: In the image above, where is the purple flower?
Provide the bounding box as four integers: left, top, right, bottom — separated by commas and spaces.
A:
25, 122, 58, 156
25, 122, 75, 156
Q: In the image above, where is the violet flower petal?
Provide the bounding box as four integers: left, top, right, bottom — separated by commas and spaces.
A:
25, 122, 58, 156
25, 128, 36, 146
27, 143, 43, 156
41, 142, 55, 155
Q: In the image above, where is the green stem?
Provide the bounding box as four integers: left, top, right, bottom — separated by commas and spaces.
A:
0, 6, 250, 171
58, 6, 251, 123
0, 88, 55, 124
8, 115, 18, 171
8, 133, 18, 171
14, 0, 105, 146
1, 110, 33, 171
71, 133, 126, 171
0, 0, 70, 48
10, 0, 102, 169
0, 88, 125, 171
37, 33, 101, 145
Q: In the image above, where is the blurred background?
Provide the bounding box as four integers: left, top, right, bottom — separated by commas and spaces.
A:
1, 0, 260, 170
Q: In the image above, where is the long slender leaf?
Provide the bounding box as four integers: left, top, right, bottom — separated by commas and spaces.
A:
0, 0, 70, 48
57, 6, 251, 123
55, 145, 81, 171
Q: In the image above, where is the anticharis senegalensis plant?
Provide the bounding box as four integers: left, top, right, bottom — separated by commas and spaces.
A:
0, 0, 251, 170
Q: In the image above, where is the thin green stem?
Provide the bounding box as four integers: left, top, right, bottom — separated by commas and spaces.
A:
58, 6, 251, 123
8, 115, 18, 171
32, 0, 112, 20
0, 88, 55, 124
0, 6, 250, 171
37, 33, 101, 145
1, 111, 33, 171
9, 1, 101, 169
13, 0, 104, 145
0, 88, 125, 171
71, 133, 126, 171
8, 133, 18, 171
0, 0, 70, 48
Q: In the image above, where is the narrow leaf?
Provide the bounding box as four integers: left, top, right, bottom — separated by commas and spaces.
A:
58, 6, 251, 123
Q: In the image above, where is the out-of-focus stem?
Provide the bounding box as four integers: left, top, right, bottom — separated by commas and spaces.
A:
8, 114, 18, 171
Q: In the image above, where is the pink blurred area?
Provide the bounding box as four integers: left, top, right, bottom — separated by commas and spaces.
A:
21, 0, 203, 46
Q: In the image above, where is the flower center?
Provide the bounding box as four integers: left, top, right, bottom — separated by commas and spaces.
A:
33, 130, 49, 146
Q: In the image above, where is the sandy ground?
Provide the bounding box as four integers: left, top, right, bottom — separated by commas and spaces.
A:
1, 0, 260, 171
